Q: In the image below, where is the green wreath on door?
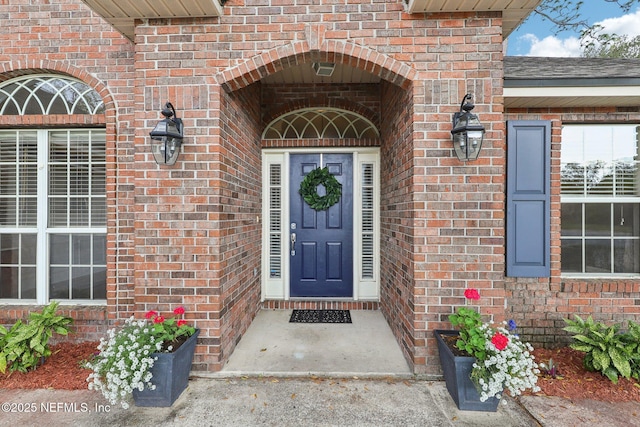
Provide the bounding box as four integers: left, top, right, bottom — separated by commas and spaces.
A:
298, 167, 342, 211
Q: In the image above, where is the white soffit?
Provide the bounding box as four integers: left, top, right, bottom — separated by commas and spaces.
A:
80, 0, 223, 40
405, 0, 542, 37
504, 86, 640, 109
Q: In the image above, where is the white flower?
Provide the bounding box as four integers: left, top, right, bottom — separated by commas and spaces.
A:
469, 326, 540, 401
85, 317, 161, 408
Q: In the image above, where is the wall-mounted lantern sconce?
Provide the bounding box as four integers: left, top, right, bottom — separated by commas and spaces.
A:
450, 93, 485, 162
149, 102, 184, 165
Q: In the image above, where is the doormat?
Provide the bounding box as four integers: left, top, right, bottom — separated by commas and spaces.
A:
289, 309, 352, 324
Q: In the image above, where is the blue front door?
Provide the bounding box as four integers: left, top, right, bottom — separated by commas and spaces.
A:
289, 153, 353, 297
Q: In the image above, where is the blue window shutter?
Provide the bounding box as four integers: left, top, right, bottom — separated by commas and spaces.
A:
506, 120, 551, 277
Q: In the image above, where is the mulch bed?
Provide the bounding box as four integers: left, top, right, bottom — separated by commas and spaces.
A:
1, 341, 639, 403
529, 347, 640, 402
0, 341, 99, 390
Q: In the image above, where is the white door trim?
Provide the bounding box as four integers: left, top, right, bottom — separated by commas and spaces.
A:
261, 147, 380, 301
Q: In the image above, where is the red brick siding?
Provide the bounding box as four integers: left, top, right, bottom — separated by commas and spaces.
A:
379, 79, 416, 369
504, 108, 640, 348
263, 301, 380, 310
0, 0, 135, 338
411, 14, 506, 376
214, 83, 263, 370
0, 0, 543, 376
0, 306, 107, 343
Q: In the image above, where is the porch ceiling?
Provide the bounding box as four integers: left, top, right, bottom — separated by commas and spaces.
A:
405, 0, 542, 37
261, 63, 381, 85
80, 0, 223, 40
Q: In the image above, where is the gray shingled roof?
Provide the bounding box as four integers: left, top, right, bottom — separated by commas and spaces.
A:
504, 56, 640, 85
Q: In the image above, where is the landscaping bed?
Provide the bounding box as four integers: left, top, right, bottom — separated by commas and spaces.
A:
1, 342, 639, 402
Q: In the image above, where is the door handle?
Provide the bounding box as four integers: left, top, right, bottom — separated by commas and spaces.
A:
290, 233, 296, 256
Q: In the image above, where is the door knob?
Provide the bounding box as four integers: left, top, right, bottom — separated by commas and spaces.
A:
290, 232, 296, 256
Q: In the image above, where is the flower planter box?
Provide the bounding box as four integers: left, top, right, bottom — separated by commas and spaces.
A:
132, 329, 199, 407
434, 329, 500, 412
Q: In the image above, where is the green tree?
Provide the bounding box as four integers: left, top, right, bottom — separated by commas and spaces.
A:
582, 33, 640, 58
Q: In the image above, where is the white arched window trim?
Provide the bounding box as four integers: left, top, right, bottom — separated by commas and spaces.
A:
262, 108, 379, 139
0, 74, 105, 115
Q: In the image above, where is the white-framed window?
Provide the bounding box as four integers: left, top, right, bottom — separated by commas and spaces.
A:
561, 124, 640, 275
0, 75, 106, 302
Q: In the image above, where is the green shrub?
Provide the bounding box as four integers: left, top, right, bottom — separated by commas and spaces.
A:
563, 315, 638, 384
0, 301, 73, 373
624, 320, 640, 381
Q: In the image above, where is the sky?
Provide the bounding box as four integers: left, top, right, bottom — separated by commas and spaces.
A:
506, 1, 640, 56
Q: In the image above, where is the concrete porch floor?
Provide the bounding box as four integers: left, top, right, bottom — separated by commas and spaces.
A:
216, 309, 413, 377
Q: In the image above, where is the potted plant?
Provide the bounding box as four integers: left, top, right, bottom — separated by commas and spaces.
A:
86, 306, 198, 408
434, 288, 540, 411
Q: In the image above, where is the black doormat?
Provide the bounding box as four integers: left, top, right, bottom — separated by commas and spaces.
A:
289, 309, 352, 324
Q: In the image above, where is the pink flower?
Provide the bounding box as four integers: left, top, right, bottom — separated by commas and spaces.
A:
464, 288, 480, 300
173, 306, 185, 315
153, 315, 165, 324
177, 319, 187, 327
145, 310, 157, 319
491, 332, 509, 351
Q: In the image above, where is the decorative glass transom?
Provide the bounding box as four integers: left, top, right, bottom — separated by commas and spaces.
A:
0, 75, 105, 115
262, 108, 379, 139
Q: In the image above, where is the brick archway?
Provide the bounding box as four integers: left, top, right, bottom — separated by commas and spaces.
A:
209, 24, 419, 374
216, 25, 416, 93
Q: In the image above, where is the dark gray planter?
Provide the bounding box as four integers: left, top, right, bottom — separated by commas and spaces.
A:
133, 329, 199, 407
434, 329, 500, 412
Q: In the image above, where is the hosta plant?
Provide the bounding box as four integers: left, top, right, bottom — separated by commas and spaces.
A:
0, 301, 72, 373
626, 321, 640, 380
449, 289, 540, 402
563, 315, 639, 384
86, 307, 196, 409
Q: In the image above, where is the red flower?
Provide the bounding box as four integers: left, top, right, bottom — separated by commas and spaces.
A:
173, 306, 185, 315
145, 310, 157, 319
491, 332, 509, 350
153, 315, 165, 324
177, 319, 187, 327
464, 288, 480, 300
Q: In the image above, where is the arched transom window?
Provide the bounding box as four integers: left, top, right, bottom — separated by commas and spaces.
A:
262, 108, 379, 139
0, 75, 105, 115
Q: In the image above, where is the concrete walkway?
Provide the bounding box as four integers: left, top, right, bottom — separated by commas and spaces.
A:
0, 378, 538, 426
216, 309, 412, 377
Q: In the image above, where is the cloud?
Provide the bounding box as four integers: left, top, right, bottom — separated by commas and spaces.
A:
512, 9, 640, 57
595, 9, 640, 36
519, 34, 582, 57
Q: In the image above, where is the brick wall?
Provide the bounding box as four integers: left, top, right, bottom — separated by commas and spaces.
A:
214, 83, 263, 370
379, 79, 416, 368
410, 13, 506, 376
1, 0, 517, 375
0, 305, 107, 343
504, 108, 640, 348
0, 0, 135, 337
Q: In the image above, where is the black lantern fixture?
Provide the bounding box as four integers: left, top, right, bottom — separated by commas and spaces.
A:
149, 102, 184, 165
450, 93, 485, 162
